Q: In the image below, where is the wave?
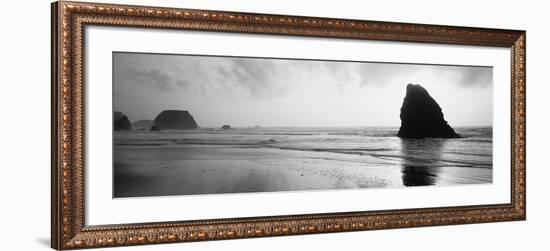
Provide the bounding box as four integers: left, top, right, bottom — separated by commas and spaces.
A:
118, 139, 491, 169
460, 138, 493, 143
442, 151, 492, 157
271, 147, 492, 169
114, 127, 492, 170
327, 132, 397, 137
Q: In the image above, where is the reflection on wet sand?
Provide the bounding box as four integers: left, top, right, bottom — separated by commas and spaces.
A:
113, 145, 383, 197
400, 138, 445, 186
401, 166, 439, 186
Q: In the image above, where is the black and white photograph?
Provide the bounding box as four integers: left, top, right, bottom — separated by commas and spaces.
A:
112, 52, 493, 198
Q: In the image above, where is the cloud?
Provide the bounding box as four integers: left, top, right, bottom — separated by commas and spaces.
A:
353, 62, 492, 88
452, 67, 493, 87
220, 58, 294, 98
114, 53, 493, 127
126, 68, 176, 92
114, 52, 493, 102
356, 63, 406, 87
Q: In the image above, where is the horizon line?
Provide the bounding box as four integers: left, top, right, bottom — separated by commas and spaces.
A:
130, 124, 494, 128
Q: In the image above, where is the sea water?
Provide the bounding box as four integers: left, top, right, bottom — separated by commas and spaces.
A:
113, 127, 492, 197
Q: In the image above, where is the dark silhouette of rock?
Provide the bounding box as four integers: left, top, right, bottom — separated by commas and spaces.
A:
132, 120, 154, 130
114, 111, 131, 131
397, 84, 459, 138
150, 125, 160, 131
153, 110, 198, 130
222, 125, 231, 130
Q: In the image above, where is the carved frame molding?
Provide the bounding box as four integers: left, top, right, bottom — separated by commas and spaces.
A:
51, 1, 526, 249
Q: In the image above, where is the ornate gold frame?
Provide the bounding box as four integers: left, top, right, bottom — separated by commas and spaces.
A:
51, 1, 526, 250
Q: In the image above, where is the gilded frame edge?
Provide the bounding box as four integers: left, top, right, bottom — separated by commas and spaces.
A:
51, 1, 526, 250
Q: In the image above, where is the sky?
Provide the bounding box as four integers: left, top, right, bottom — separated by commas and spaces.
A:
113, 52, 493, 127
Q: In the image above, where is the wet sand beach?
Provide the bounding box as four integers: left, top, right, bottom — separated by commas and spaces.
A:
114, 127, 492, 197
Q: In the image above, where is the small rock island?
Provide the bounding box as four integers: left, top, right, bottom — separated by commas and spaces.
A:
151, 110, 198, 130
114, 111, 131, 131
397, 84, 459, 138
132, 120, 154, 130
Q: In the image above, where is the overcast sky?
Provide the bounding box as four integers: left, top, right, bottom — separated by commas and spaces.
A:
113, 52, 493, 127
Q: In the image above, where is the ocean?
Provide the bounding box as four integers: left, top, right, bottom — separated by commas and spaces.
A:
113, 127, 492, 197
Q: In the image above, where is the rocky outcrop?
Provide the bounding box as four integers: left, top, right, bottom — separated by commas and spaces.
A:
397, 84, 459, 138
114, 111, 131, 131
132, 120, 154, 130
152, 110, 198, 130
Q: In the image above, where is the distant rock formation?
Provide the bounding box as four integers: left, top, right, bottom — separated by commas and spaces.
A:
114, 111, 131, 131
152, 110, 198, 130
397, 84, 459, 138
222, 125, 231, 130
132, 120, 154, 130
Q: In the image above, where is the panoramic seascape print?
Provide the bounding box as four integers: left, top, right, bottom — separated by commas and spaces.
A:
113, 52, 493, 198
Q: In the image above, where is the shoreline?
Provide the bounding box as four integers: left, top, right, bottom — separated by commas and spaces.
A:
114, 144, 492, 198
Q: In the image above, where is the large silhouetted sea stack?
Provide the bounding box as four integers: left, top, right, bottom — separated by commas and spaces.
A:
153, 110, 198, 130
397, 84, 459, 138
114, 111, 131, 131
